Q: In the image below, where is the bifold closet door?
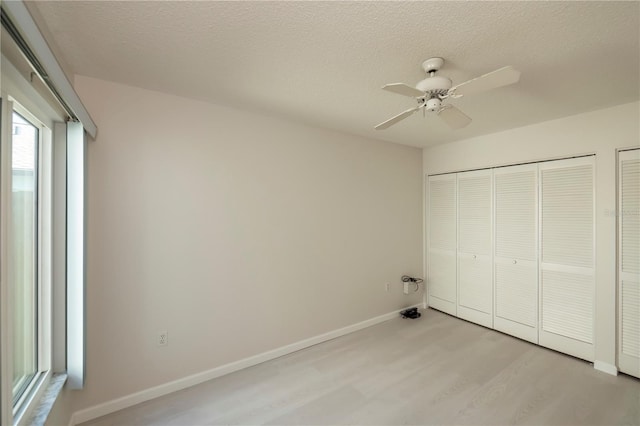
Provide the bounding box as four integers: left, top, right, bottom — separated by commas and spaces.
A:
493, 164, 538, 343
457, 170, 493, 328
428, 174, 457, 316
619, 149, 640, 378
539, 157, 595, 361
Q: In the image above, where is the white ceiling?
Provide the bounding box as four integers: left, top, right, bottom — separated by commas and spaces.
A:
30, 1, 639, 148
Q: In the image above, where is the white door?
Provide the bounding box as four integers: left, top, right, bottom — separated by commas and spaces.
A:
539, 157, 595, 361
428, 174, 457, 316
493, 164, 539, 343
457, 170, 493, 328
618, 149, 640, 378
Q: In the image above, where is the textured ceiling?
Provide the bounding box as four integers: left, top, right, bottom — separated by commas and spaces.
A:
29, 1, 639, 147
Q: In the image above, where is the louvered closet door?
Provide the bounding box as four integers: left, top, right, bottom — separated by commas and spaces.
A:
457, 170, 493, 328
539, 157, 595, 361
619, 149, 640, 378
494, 164, 539, 343
428, 174, 457, 316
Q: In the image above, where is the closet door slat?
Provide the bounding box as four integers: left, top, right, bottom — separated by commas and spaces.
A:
621, 158, 640, 274
619, 149, 640, 378
494, 164, 538, 343
495, 170, 537, 261
539, 157, 595, 361
457, 170, 493, 328
541, 165, 593, 268
458, 173, 492, 255
428, 174, 457, 315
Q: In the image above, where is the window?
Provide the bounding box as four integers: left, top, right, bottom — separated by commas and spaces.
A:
2, 30, 85, 424
5, 102, 53, 423
11, 111, 39, 408
2, 2, 94, 423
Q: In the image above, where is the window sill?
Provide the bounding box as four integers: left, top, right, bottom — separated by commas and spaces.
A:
22, 373, 67, 426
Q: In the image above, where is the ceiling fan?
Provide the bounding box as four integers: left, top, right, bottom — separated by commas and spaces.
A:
375, 58, 521, 130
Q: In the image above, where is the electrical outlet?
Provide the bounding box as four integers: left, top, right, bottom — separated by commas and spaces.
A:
385, 283, 390, 292
158, 331, 168, 346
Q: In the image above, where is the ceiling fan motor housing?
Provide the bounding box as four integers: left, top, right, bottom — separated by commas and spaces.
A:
415, 75, 452, 98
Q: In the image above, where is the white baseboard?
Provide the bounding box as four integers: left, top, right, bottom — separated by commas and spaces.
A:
69, 304, 421, 425
593, 360, 618, 376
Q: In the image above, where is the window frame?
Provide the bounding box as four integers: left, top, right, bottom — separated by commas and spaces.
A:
10, 107, 41, 408
7, 99, 54, 425
0, 53, 64, 425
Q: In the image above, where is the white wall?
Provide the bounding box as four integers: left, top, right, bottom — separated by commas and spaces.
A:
423, 101, 640, 369
48, 76, 423, 423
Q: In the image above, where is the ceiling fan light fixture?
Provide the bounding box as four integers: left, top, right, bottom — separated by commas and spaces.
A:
425, 98, 442, 112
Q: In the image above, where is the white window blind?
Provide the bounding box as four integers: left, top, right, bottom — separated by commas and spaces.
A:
66, 122, 85, 389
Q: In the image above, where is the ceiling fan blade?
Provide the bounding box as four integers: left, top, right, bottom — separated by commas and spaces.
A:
375, 106, 420, 130
450, 66, 520, 97
438, 105, 472, 129
382, 83, 424, 98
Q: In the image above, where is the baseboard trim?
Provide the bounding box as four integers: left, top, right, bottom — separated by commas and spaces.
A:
593, 360, 618, 376
69, 304, 420, 425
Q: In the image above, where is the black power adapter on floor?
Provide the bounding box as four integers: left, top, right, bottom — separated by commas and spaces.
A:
400, 307, 421, 319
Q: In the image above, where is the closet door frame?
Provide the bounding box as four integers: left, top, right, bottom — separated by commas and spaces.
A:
618, 148, 640, 378
538, 156, 596, 361
427, 173, 457, 316
493, 163, 539, 344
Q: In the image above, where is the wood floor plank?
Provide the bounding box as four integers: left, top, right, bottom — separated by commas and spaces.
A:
80, 309, 640, 426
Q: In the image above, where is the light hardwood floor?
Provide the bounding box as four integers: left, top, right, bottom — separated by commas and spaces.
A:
81, 308, 640, 425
